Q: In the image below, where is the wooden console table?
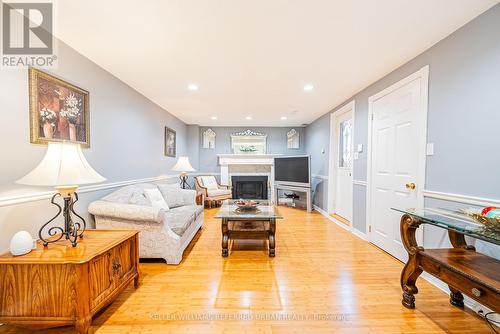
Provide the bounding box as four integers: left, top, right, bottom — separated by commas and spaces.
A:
0, 229, 139, 334
395, 208, 499, 312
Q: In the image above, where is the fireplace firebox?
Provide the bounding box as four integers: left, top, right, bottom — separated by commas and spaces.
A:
231, 176, 268, 199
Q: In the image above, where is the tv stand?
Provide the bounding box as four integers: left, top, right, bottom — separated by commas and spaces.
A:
274, 184, 312, 212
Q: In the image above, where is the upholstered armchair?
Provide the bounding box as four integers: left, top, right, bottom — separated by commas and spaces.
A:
194, 175, 232, 207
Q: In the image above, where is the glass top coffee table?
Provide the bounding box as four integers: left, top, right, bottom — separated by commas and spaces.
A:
214, 200, 283, 257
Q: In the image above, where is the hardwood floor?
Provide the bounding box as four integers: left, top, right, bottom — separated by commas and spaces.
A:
0, 207, 493, 333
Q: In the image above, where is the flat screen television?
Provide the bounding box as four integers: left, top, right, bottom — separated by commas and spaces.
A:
274, 155, 310, 188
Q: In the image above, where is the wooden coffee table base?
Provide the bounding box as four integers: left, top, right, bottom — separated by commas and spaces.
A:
221, 218, 276, 257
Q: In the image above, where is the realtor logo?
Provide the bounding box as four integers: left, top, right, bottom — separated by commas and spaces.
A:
1, 1, 57, 68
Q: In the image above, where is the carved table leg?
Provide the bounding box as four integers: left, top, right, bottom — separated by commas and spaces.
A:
446, 230, 472, 307
134, 275, 140, 289
400, 214, 424, 309
221, 218, 229, 257
269, 218, 276, 257
449, 286, 464, 307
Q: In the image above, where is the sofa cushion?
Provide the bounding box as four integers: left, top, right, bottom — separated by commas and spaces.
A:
200, 176, 218, 190
207, 188, 232, 197
157, 183, 186, 208
102, 183, 156, 204
144, 188, 169, 211
128, 190, 149, 206
164, 205, 200, 236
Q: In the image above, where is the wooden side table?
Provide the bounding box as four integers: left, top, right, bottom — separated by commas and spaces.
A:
396, 209, 499, 312
196, 193, 204, 206
0, 229, 139, 334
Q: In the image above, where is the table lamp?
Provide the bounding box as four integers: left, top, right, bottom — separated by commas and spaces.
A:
16, 142, 106, 247
171, 156, 195, 189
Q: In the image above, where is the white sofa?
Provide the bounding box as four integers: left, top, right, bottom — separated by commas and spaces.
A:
88, 183, 203, 265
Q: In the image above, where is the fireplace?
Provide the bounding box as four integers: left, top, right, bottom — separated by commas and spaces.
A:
231, 176, 268, 199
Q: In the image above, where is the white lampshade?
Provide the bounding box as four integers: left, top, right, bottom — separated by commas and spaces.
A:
16, 142, 106, 187
171, 156, 195, 173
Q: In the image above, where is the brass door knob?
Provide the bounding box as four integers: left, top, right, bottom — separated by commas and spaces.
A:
405, 182, 416, 190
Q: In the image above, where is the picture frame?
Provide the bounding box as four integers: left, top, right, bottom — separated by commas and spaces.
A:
29, 68, 90, 147
164, 127, 176, 157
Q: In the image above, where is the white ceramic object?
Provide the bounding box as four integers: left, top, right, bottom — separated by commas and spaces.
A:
10, 231, 35, 256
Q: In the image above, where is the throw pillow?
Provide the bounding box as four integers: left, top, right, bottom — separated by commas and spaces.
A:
144, 188, 169, 211
157, 184, 185, 208
128, 190, 149, 206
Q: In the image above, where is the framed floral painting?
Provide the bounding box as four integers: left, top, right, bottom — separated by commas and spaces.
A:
29, 68, 90, 147
164, 127, 176, 157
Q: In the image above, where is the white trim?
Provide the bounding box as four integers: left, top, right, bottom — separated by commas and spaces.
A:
423, 190, 500, 207
351, 227, 367, 241
313, 204, 366, 241
311, 174, 328, 180
313, 204, 350, 231
0, 174, 179, 207
366, 65, 429, 251
352, 180, 367, 186
327, 100, 355, 219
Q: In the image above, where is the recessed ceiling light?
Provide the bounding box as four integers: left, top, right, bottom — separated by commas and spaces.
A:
245, 116, 252, 120
303, 84, 314, 91
211, 116, 217, 120
188, 84, 199, 91
280, 116, 287, 120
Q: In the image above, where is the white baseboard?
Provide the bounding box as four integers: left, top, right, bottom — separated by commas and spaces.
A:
351, 228, 367, 241
313, 204, 367, 238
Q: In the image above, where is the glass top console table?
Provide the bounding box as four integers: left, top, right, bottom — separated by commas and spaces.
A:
393, 208, 499, 313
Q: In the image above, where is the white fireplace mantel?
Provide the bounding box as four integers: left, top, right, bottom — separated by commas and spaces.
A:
218, 154, 282, 166
217, 154, 282, 202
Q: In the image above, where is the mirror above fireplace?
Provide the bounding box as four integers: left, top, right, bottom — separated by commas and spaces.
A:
231, 129, 267, 154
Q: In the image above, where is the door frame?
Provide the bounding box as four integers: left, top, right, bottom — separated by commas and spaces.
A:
327, 100, 355, 225
366, 65, 429, 250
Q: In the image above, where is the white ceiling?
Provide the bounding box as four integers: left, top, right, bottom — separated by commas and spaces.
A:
55, 0, 498, 126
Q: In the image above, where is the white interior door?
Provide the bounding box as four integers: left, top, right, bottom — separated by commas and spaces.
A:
368, 67, 428, 261
334, 110, 353, 222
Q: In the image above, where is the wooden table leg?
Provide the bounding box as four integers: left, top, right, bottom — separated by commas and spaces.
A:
221, 218, 229, 257
446, 230, 474, 307
269, 218, 276, 257
400, 214, 424, 309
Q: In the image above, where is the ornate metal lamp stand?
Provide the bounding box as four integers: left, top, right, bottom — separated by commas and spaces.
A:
39, 186, 86, 247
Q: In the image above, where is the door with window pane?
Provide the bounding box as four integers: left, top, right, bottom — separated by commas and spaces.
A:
335, 110, 353, 222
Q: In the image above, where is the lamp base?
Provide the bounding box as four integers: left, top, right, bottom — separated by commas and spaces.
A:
39, 189, 86, 247
179, 174, 190, 189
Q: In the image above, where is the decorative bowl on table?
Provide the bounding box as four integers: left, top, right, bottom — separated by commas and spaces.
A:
235, 199, 258, 211
461, 207, 500, 236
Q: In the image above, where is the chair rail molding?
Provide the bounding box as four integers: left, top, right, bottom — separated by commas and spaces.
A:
423, 189, 500, 207
0, 174, 179, 207
353, 180, 367, 186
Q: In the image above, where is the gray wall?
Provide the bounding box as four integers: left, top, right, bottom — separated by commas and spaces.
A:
198, 127, 306, 173
0, 40, 187, 250
305, 113, 330, 210
305, 4, 500, 240
186, 124, 200, 170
